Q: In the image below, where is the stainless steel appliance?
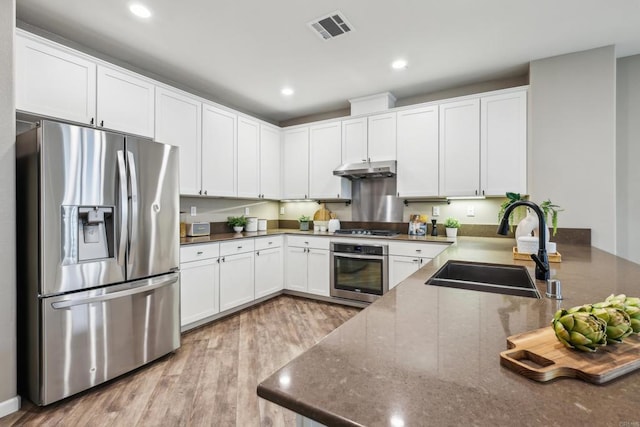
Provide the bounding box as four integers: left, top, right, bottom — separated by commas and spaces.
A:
330, 242, 389, 303
16, 120, 181, 406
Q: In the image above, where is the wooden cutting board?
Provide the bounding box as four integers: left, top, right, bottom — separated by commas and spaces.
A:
499, 327, 640, 384
313, 203, 331, 221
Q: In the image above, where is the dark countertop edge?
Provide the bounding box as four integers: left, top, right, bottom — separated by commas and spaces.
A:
256, 384, 364, 427
181, 228, 457, 246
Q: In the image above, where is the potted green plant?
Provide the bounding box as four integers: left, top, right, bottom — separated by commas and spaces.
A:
540, 199, 563, 237
444, 217, 460, 237
298, 215, 311, 231
497, 193, 563, 236
227, 215, 248, 233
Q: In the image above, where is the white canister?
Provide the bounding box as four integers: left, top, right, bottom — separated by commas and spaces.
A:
258, 218, 267, 231
328, 218, 341, 233
245, 217, 258, 232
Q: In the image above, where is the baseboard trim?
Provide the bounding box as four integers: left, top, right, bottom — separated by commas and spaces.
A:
0, 395, 21, 419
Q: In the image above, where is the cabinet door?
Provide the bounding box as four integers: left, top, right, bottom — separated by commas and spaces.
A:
396, 106, 439, 197
255, 247, 283, 299
202, 103, 237, 197
439, 98, 480, 196
260, 125, 281, 199
219, 252, 255, 312
481, 91, 527, 196
285, 247, 308, 292
389, 255, 424, 289
307, 249, 330, 297
237, 117, 260, 198
155, 87, 202, 196
96, 65, 155, 137
282, 127, 310, 199
180, 258, 219, 327
368, 112, 397, 161
16, 33, 96, 125
341, 117, 368, 164
309, 121, 350, 199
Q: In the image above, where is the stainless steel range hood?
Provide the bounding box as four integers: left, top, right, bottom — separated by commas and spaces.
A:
333, 160, 396, 179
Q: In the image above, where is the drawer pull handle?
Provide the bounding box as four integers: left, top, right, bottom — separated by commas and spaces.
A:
268, 242, 273, 245
256, 251, 260, 256
304, 241, 309, 245
415, 249, 422, 253
197, 251, 203, 255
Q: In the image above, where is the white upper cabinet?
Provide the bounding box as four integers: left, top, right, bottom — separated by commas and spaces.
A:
259, 124, 282, 200
202, 103, 237, 197
16, 31, 154, 137
237, 116, 260, 198
342, 113, 396, 164
367, 112, 397, 161
282, 127, 310, 199
342, 117, 368, 164
480, 90, 528, 196
16, 32, 97, 126
96, 65, 155, 137
396, 106, 439, 198
155, 87, 202, 196
309, 121, 350, 200
439, 98, 481, 196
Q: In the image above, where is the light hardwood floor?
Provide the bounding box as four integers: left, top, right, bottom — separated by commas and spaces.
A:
4, 296, 360, 426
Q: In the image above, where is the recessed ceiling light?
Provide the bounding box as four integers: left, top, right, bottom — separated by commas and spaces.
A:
129, 3, 151, 18
281, 87, 294, 96
391, 59, 408, 70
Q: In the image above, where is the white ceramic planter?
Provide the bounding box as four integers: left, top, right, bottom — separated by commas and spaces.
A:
233, 226, 244, 233
445, 227, 458, 238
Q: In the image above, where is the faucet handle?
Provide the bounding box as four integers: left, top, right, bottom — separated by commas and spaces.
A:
530, 253, 549, 273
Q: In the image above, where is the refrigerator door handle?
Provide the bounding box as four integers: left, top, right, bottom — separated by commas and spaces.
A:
117, 150, 128, 266
127, 150, 139, 271
51, 273, 179, 309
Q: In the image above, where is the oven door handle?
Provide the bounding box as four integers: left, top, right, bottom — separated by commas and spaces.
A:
332, 252, 386, 261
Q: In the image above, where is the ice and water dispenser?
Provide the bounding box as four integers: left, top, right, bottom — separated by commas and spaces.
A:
62, 206, 115, 264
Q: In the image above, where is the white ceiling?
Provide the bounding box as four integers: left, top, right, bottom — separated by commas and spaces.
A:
15, 0, 640, 123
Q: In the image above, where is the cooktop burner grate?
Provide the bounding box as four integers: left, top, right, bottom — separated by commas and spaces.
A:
334, 229, 399, 237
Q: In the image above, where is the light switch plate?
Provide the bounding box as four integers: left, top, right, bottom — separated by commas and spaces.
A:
280, 207, 285, 215
467, 206, 475, 217
244, 207, 250, 215
190, 206, 196, 216
432, 206, 440, 216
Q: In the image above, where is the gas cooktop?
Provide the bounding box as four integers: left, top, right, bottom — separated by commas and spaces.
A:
334, 229, 400, 237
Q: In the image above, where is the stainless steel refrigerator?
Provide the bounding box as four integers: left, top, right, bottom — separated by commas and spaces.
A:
16, 120, 181, 405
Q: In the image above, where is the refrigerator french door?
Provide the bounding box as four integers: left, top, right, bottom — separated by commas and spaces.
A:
17, 120, 181, 405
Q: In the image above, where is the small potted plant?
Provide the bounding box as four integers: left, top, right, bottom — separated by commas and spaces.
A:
444, 217, 460, 238
227, 215, 248, 233
298, 215, 311, 231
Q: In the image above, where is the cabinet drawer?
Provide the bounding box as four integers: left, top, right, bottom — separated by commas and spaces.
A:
220, 239, 255, 256
255, 235, 283, 251
286, 235, 330, 250
388, 242, 448, 258
180, 243, 219, 263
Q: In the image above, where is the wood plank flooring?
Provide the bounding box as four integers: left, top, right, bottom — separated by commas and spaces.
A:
4, 295, 360, 427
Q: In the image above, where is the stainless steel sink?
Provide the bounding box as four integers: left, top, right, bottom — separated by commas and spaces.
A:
425, 260, 541, 298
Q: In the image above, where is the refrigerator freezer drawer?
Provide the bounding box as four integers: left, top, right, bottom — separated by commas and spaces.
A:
34, 273, 180, 405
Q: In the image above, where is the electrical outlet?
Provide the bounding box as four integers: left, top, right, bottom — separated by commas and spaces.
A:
190, 206, 196, 216
467, 206, 475, 217
432, 206, 440, 216
244, 207, 250, 215
280, 207, 285, 215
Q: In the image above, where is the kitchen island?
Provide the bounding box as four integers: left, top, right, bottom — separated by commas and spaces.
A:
257, 237, 640, 426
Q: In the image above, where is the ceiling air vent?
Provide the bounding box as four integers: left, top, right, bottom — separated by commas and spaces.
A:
308, 11, 354, 41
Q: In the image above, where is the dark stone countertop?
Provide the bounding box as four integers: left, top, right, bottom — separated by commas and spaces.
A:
257, 237, 640, 426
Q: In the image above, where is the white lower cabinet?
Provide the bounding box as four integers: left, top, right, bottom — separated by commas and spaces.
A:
179, 244, 220, 328
389, 255, 429, 289
388, 242, 448, 289
219, 240, 255, 312
254, 236, 284, 298
285, 236, 330, 297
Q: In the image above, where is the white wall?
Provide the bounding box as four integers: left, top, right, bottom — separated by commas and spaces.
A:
616, 55, 640, 264
529, 46, 616, 253
0, 0, 20, 418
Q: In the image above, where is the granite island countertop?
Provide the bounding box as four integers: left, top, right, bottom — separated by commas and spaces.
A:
257, 237, 640, 426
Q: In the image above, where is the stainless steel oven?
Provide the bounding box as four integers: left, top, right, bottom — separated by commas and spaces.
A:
330, 242, 389, 303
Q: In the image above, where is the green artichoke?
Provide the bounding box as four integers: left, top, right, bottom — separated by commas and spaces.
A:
587, 302, 633, 343
604, 294, 640, 334
552, 308, 607, 352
